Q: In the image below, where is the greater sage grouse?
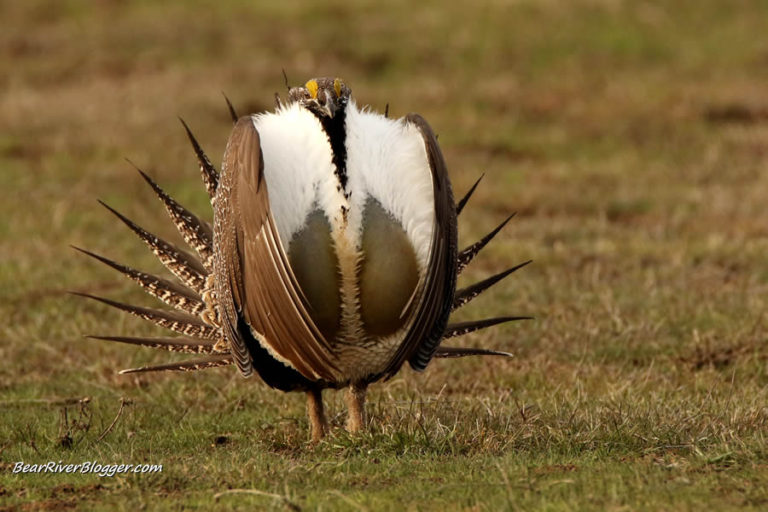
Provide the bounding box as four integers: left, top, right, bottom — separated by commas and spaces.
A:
76, 77, 531, 442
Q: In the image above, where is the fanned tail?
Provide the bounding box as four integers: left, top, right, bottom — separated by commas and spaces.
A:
77, 115, 235, 375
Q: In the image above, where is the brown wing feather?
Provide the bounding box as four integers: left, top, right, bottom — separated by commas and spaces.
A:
214, 116, 340, 382
381, 114, 458, 377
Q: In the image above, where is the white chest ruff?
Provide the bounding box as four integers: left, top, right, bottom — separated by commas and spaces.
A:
250, 102, 436, 379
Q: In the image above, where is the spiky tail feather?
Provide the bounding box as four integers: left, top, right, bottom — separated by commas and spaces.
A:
443, 174, 531, 360
86, 335, 224, 354
457, 213, 515, 274
434, 347, 513, 358
456, 174, 484, 216
119, 355, 234, 374
223, 93, 239, 124
73, 292, 218, 339
452, 260, 532, 311
179, 118, 219, 198
443, 316, 532, 339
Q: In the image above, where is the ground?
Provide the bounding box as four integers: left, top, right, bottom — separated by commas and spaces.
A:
1, 0, 768, 510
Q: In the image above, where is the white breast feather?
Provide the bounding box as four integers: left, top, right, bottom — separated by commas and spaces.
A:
344, 101, 436, 269
251, 104, 341, 244
253, 101, 435, 273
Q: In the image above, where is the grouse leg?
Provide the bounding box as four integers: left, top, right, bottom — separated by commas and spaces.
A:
306, 388, 328, 443
345, 382, 368, 433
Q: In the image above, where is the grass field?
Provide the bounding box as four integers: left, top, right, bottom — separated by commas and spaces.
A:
2, 0, 768, 510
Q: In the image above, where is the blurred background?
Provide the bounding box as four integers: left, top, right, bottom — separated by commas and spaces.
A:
2, 0, 768, 508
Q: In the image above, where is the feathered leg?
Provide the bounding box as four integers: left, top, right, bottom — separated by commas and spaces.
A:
345, 382, 368, 433
306, 389, 328, 443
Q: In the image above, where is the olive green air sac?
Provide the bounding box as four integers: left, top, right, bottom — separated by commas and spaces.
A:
287, 210, 342, 342
359, 199, 420, 337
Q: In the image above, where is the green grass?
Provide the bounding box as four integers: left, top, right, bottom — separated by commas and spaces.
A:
2, 0, 768, 510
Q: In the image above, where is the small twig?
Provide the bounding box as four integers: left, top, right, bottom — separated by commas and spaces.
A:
214, 489, 282, 500
329, 490, 369, 512
97, 397, 129, 442
0, 397, 90, 408
515, 398, 527, 422
434, 383, 448, 403
214, 489, 301, 511
26, 425, 41, 455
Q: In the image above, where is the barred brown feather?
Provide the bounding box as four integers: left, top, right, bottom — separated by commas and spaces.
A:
135, 168, 215, 270
98, 200, 208, 293
179, 118, 219, 198
118, 355, 233, 374
73, 293, 218, 340
86, 335, 224, 354
72, 246, 206, 315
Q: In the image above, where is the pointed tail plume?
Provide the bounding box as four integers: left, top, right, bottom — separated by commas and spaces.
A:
119, 355, 234, 374
434, 347, 513, 358
442, 315, 532, 339
222, 93, 239, 125
86, 335, 223, 355
453, 260, 532, 311
179, 118, 219, 198
457, 213, 515, 274
72, 292, 218, 340
456, 174, 484, 216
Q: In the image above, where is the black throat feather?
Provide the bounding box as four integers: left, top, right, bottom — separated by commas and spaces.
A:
308, 103, 349, 197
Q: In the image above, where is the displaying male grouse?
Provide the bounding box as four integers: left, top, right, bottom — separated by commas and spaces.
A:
75, 77, 530, 442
